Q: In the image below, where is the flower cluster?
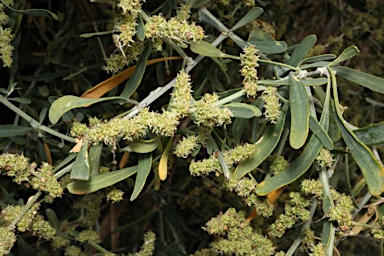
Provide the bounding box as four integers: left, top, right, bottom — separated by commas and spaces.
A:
144, 10, 204, 50
261, 86, 281, 123
169, 71, 193, 117
204, 208, 276, 255
0, 153, 63, 197
0, 227, 16, 255
225, 177, 273, 217
316, 148, 334, 168
129, 231, 156, 256
174, 135, 199, 158
240, 45, 259, 97
77, 230, 101, 243
301, 229, 326, 255
189, 143, 256, 176
105, 186, 124, 203
190, 93, 232, 128
268, 154, 288, 175
1, 203, 56, 240
269, 192, 310, 238
0, 0, 14, 67
73, 192, 104, 227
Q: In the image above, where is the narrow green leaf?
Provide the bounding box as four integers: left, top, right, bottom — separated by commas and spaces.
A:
53, 153, 77, 172
329, 46, 359, 66
70, 140, 90, 181
235, 103, 288, 179
0, 125, 32, 137
336, 117, 384, 196
89, 143, 103, 176
256, 79, 331, 196
190, 41, 238, 59
309, 115, 334, 150
120, 44, 152, 99
289, 73, 309, 149
45, 209, 60, 230
233, 118, 248, 145
130, 153, 153, 201
8, 97, 31, 104
67, 166, 137, 194
49, 96, 137, 124
301, 54, 336, 64
258, 78, 328, 87
353, 121, 384, 146
190, 0, 211, 8
248, 29, 275, 41
1, 0, 58, 20
125, 136, 161, 153
136, 16, 145, 41
332, 66, 384, 94
329, 67, 384, 196
211, 57, 231, 84
286, 35, 317, 67
231, 7, 264, 31
248, 40, 287, 54
80, 30, 113, 38
224, 102, 262, 119
321, 221, 335, 255
198, 7, 228, 32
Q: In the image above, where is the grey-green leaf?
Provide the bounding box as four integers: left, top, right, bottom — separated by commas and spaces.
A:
224, 102, 262, 119
248, 40, 287, 54
190, 41, 238, 59
49, 96, 137, 124
125, 137, 161, 153
353, 121, 384, 146
67, 165, 137, 194
190, 0, 211, 8
332, 66, 384, 94
289, 73, 309, 149
70, 140, 90, 181
286, 35, 317, 67
328, 46, 359, 66
130, 153, 152, 201
231, 7, 264, 31
0, 125, 32, 137
235, 103, 288, 179
309, 115, 334, 150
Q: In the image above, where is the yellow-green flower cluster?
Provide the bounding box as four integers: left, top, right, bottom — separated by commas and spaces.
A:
145, 13, 204, 50
190, 93, 232, 128
0, 0, 14, 67
174, 135, 198, 158
74, 192, 103, 227
64, 245, 87, 256
240, 45, 259, 97
261, 86, 281, 123
205, 208, 276, 255
169, 71, 193, 117
189, 143, 256, 176
316, 148, 334, 168
0, 227, 16, 255
328, 190, 354, 232
371, 216, 384, 240
1, 203, 56, 240
268, 154, 288, 175
77, 230, 101, 243
0, 154, 62, 197
226, 177, 273, 217
129, 231, 156, 256
83, 108, 179, 147
300, 179, 323, 198
105, 186, 124, 203
269, 192, 310, 238
103, 41, 144, 73
176, 3, 191, 21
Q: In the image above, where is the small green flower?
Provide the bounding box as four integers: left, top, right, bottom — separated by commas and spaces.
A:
316, 148, 334, 168
174, 135, 198, 158
0, 227, 16, 255
240, 45, 259, 97
77, 230, 101, 243
262, 86, 281, 123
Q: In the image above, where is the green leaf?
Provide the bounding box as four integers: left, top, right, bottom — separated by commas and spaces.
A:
256, 78, 331, 196
286, 35, 317, 67
67, 166, 137, 194
89, 143, 103, 176
70, 140, 90, 181
233, 118, 248, 145
211, 57, 231, 85
353, 121, 384, 146
231, 7, 264, 31
130, 153, 153, 201
248, 40, 287, 54
190, 41, 238, 59
136, 16, 145, 41
301, 54, 336, 64
289, 73, 309, 149
332, 66, 384, 94
1, 0, 58, 20
49, 95, 137, 124
248, 29, 275, 41
198, 7, 228, 32
0, 125, 32, 137
120, 44, 152, 99
190, 0, 211, 8
330, 67, 384, 196
53, 153, 77, 172
80, 30, 113, 38
124, 136, 161, 153
328, 46, 359, 66
235, 103, 288, 179
258, 78, 328, 87
8, 97, 31, 104
309, 115, 334, 150
45, 208, 60, 230
224, 102, 262, 118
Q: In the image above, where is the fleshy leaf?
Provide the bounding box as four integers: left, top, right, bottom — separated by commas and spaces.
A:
190, 41, 238, 59
328, 46, 359, 66
231, 8, 264, 31
224, 102, 262, 119
130, 153, 153, 201
70, 140, 90, 181
353, 121, 384, 146
0, 125, 32, 137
